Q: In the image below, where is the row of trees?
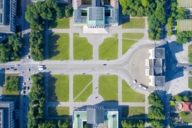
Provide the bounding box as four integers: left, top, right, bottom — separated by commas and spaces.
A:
0, 35, 23, 62
148, 92, 166, 128
25, 0, 72, 60
121, 120, 145, 128
28, 73, 69, 128
119, 0, 189, 41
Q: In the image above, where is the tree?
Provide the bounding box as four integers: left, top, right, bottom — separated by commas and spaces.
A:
39, 122, 56, 128
58, 120, 69, 128
28, 73, 45, 128
65, 5, 73, 17
151, 121, 164, 128
5, 76, 19, 92
141, 0, 149, 7
0, 44, 9, 62
7, 35, 23, 60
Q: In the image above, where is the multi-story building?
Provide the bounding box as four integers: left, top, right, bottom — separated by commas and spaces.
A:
73, 0, 119, 28
73, 106, 119, 128
0, 0, 16, 34
0, 101, 15, 128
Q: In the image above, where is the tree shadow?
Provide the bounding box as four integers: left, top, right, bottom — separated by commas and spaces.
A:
46, 73, 58, 102
47, 33, 60, 59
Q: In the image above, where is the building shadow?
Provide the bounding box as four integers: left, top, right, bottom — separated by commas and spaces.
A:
157, 41, 184, 82
0, 69, 5, 87
74, 100, 147, 128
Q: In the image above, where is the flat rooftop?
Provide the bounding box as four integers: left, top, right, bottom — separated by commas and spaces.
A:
177, 20, 192, 32
178, 0, 192, 8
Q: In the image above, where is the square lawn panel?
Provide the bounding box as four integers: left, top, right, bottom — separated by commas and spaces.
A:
50, 18, 69, 29
99, 75, 118, 100
48, 107, 69, 117
73, 33, 93, 60
122, 18, 145, 29
122, 80, 145, 102
48, 33, 69, 60
48, 75, 69, 102
99, 35, 118, 60
73, 75, 93, 102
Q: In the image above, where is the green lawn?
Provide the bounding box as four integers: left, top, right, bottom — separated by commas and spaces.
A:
122, 39, 136, 54
73, 33, 93, 60
128, 107, 145, 117
122, 80, 145, 102
3, 75, 19, 95
3, 89, 19, 95
179, 112, 192, 123
122, 18, 145, 29
48, 107, 69, 117
48, 33, 69, 60
48, 75, 69, 102
99, 75, 118, 101
189, 77, 192, 89
123, 33, 144, 40
122, 33, 144, 54
73, 75, 93, 102
188, 45, 192, 64
50, 18, 69, 29
99, 35, 118, 60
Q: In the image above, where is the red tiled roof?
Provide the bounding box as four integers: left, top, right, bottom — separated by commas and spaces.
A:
180, 102, 192, 112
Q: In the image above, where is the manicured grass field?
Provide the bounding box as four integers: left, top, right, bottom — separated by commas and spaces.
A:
3, 74, 19, 95
73, 33, 93, 60
73, 75, 93, 102
3, 89, 19, 95
48, 107, 69, 117
122, 40, 136, 54
128, 107, 145, 117
48, 33, 69, 60
189, 77, 192, 89
122, 18, 145, 29
123, 33, 144, 40
179, 112, 192, 123
188, 45, 192, 64
48, 75, 69, 102
50, 18, 69, 28
122, 80, 145, 102
122, 33, 144, 54
99, 75, 118, 100
99, 35, 118, 60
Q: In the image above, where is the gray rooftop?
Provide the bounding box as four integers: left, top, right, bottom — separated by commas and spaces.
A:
87, 106, 104, 125
88, 7, 104, 21
155, 76, 165, 86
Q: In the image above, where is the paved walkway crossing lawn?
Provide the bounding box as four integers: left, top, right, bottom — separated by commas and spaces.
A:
73, 75, 93, 102
50, 18, 69, 29
122, 33, 144, 54
48, 107, 69, 117
189, 77, 192, 89
99, 35, 118, 60
48, 33, 69, 60
48, 75, 69, 102
99, 75, 118, 101
128, 107, 145, 117
122, 18, 145, 29
122, 80, 145, 102
73, 33, 93, 60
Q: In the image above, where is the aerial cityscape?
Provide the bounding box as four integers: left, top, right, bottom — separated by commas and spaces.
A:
0, 0, 192, 127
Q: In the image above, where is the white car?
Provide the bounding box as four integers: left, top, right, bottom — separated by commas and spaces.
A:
38, 67, 44, 71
